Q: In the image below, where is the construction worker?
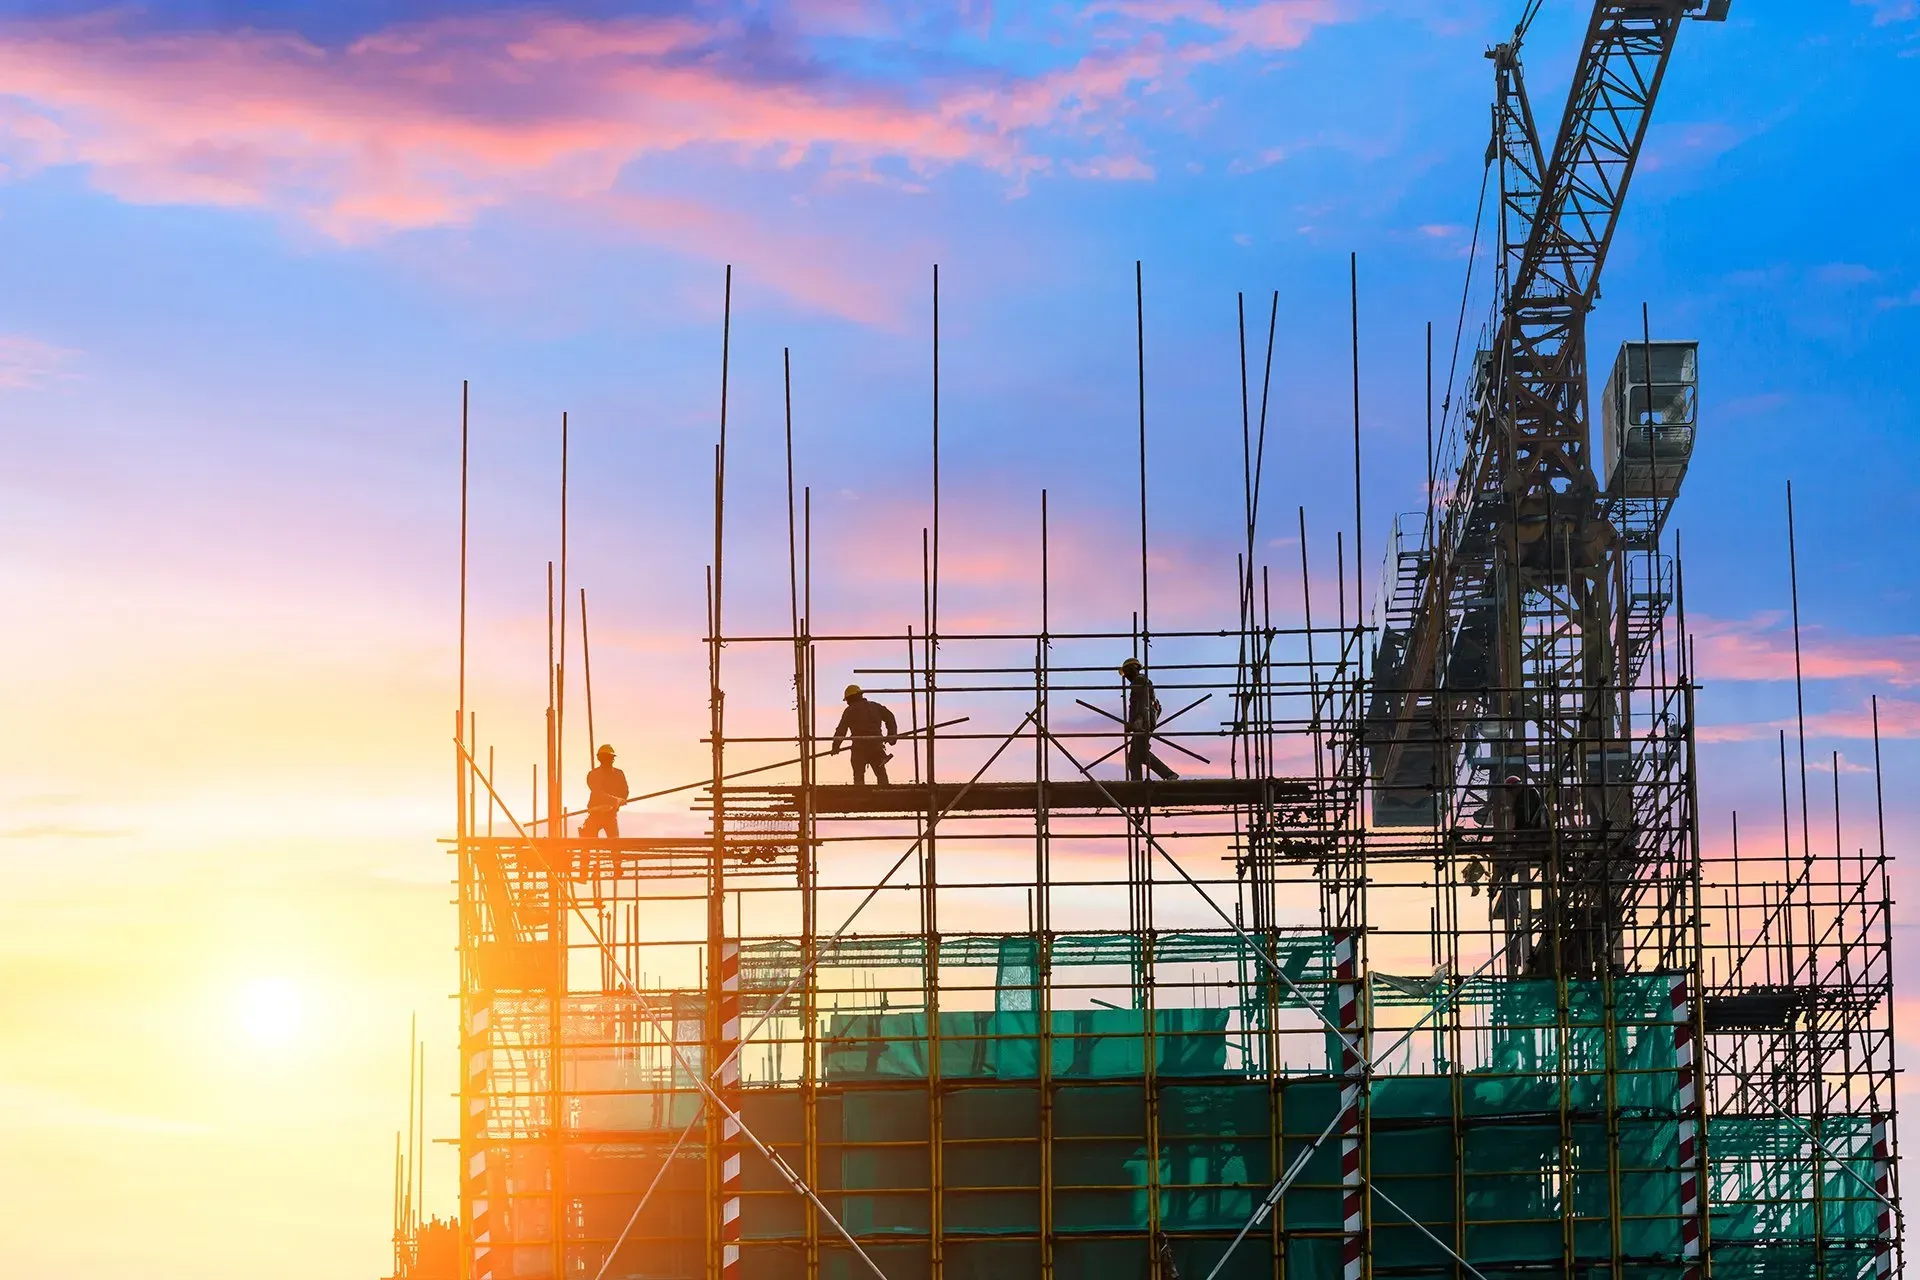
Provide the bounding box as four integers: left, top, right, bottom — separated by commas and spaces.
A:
1505, 772, 1546, 833
831, 684, 898, 785
1119, 657, 1179, 782
581, 744, 629, 841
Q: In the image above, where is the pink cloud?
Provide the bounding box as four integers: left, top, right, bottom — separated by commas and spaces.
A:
941, 39, 1182, 140
795, 486, 1277, 639
1640, 119, 1750, 173
1227, 146, 1287, 173
0, 333, 76, 389
1694, 722, 1771, 745
0, 14, 1014, 236
1095, 0, 1346, 53
1067, 154, 1157, 180
1691, 613, 1920, 687
0, 4, 1353, 314
1806, 698, 1920, 740
1854, 0, 1919, 25
1695, 697, 1920, 745
588, 190, 902, 326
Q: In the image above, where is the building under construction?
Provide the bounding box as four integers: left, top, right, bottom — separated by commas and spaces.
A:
393, 4, 1904, 1278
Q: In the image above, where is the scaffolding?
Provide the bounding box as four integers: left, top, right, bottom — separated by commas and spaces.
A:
437, 282, 1899, 1280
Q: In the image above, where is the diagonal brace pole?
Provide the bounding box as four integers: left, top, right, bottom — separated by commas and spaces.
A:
1202, 943, 1512, 1280
1076, 695, 1214, 765
1702, 1039, 1899, 1214
585, 710, 1039, 1279
1371, 1183, 1494, 1280
1039, 723, 1357, 1053
459, 741, 893, 1280
591, 1097, 707, 1280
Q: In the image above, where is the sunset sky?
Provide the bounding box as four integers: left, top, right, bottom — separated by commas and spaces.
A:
3, 2, 1918, 1276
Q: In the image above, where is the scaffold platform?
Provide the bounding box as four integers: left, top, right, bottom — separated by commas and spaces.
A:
742, 776, 1314, 815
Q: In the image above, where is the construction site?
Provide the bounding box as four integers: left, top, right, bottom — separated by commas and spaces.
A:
383, 3, 1904, 1278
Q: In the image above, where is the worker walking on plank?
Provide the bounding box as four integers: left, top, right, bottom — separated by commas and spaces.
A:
1120, 657, 1179, 783
581, 744, 629, 842
831, 684, 898, 786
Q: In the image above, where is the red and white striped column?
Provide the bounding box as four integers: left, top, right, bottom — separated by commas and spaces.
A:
1873, 1114, 1894, 1279
1670, 974, 1702, 1276
719, 939, 743, 1280
1335, 931, 1364, 1280
466, 1004, 495, 1280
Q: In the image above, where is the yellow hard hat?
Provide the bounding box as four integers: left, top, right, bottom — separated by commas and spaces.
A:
1119, 657, 1143, 675
598, 744, 616, 760
844, 684, 863, 701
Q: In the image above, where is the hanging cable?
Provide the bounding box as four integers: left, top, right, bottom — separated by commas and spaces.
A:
1441, 153, 1493, 435
1514, 0, 1546, 45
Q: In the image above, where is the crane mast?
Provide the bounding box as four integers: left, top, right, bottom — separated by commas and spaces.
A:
1368, 0, 1725, 978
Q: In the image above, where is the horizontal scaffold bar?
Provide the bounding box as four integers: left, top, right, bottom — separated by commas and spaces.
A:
737, 929, 1334, 973
737, 776, 1315, 815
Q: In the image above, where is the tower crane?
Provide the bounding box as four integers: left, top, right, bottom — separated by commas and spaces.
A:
1368, 0, 1726, 977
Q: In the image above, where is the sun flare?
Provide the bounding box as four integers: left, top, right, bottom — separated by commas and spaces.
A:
234, 976, 305, 1049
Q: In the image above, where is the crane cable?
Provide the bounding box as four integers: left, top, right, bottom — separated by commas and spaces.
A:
1436, 151, 1495, 490
1436, 0, 1540, 492
1514, 0, 1546, 45
1441, 155, 1492, 426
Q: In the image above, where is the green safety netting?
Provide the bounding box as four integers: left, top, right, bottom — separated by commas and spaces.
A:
1708, 1112, 1885, 1278
550, 968, 1887, 1280
821, 1008, 1236, 1081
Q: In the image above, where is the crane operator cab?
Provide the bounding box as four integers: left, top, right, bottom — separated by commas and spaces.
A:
1601, 339, 1698, 500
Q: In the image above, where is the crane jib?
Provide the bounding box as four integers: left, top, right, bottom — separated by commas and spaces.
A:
1366, 0, 1726, 979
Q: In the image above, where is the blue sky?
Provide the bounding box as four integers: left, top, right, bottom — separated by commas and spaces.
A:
1, 2, 1917, 1275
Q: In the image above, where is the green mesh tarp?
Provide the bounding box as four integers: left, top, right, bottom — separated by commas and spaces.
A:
672, 973, 1887, 1279
822, 1008, 1233, 1081
1708, 1112, 1885, 1278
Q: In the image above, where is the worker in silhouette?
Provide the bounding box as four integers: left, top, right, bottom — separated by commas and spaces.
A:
1120, 657, 1179, 783
1505, 772, 1546, 833
581, 744, 629, 842
832, 684, 898, 785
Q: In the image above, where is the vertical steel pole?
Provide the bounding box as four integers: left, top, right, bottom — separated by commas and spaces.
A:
783, 347, 822, 1280
455, 379, 480, 1280
1037, 490, 1055, 1280
927, 263, 945, 1280
1349, 253, 1363, 629
709, 266, 736, 1280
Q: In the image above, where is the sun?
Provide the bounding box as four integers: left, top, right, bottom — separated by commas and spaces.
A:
234, 976, 305, 1049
